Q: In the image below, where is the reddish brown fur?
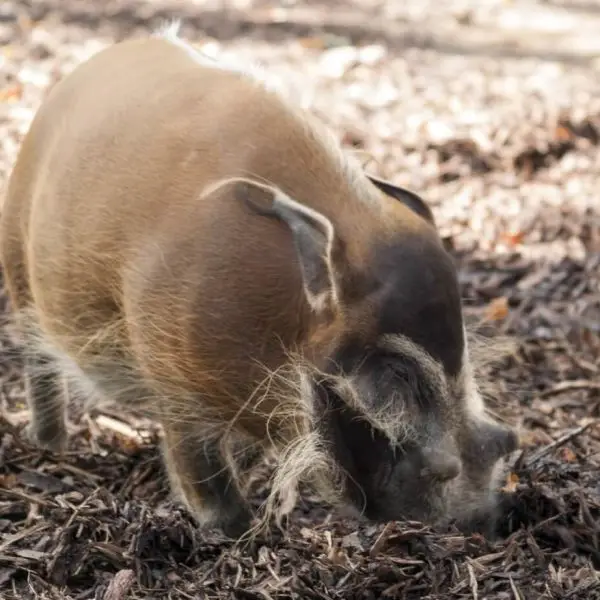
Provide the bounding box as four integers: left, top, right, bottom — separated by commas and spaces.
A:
0, 26, 518, 539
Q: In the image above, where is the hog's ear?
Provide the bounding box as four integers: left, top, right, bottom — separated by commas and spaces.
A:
235, 182, 339, 315
367, 174, 435, 226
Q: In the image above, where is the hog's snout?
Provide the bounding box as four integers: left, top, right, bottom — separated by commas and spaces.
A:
461, 417, 520, 469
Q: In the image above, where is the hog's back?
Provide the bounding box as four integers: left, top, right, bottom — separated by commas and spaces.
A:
0, 37, 310, 414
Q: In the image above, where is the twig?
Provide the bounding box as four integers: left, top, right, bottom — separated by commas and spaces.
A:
63, 487, 101, 530
369, 522, 393, 558
0, 523, 49, 553
0, 486, 54, 508
94, 414, 146, 444
509, 576, 523, 600
524, 423, 594, 467
538, 380, 600, 399
467, 562, 479, 600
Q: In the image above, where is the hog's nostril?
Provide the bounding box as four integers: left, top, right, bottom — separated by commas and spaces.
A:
421, 450, 461, 482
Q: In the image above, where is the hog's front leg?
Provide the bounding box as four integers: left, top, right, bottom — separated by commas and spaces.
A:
161, 423, 259, 539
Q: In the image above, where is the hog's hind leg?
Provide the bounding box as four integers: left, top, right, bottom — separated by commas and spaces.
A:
24, 353, 69, 453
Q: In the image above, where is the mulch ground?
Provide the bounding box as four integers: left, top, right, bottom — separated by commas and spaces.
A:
0, 0, 599, 598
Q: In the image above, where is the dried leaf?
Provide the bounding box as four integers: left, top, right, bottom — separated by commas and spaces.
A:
113, 434, 142, 454
555, 125, 573, 141
485, 296, 510, 321
17, 14, 34, 31
559, 447, 577, 462
0, 474, 18, 489
0, 83, 23, 102
297, 37, 327, 50
500, 230, 525, 247
502, 472, 519, 493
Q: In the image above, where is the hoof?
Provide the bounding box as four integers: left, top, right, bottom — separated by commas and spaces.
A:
24, 422, 68, 454
218, 508, 253, 540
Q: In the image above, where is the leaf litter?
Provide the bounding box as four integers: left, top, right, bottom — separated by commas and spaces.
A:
0, 0, 599, 598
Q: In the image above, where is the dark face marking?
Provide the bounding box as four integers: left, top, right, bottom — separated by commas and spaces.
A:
308, 231, 490, 526
325, 339, 446, 416
315, 340, 458, 523
315, 381, 453, 522
369, 233, 465, 377
307, 227, 518, 532
314, 351, 517, 530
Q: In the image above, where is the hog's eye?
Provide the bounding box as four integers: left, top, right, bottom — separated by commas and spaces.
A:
383, 360, 410, 382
